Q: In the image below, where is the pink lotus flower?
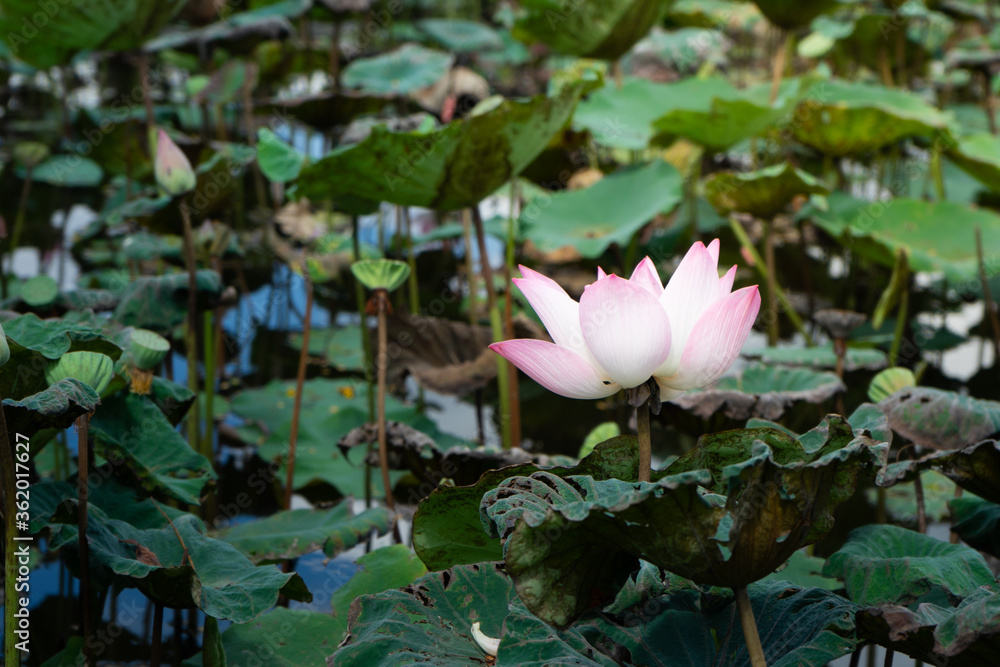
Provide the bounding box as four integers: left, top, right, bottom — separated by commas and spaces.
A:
490, 240, 761, 400
155, 128, 196, 197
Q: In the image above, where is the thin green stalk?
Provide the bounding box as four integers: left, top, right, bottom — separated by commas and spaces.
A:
180, 201, 201, 455
505, 181, 521, 449
77, 414, 94, 667
728, 215, 814, 346
375, 290, 401, 542
888, 279, 909, 367
203, 311, 215, 452
764, 221, 779, 346
637, 403, 651, 483
4, 166, 34, 299
352, 216, 375, 514
463, 209, 479, 324
930, 149, 946, 201
472, 206, 512, 449
735, 586, 767, 667
150, 603, 164, 667
283, 274, 313, 512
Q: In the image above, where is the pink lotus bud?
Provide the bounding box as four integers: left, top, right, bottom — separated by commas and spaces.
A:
155, 128, 196, 197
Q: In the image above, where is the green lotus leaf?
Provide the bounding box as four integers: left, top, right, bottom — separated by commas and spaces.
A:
413, 435, 644, 571
705, 162, 829, 219
48, 509, 310, 621
0, 323, 9, 367
331, 559, 860, 666
950, 496, 1000, 558
947, 131, 1000, 191
481, 410, 887, 627
417, 19, 503, 52
808, 192, 1000, 282
857, 584, 1000, 667
296, 82, 586, 209
287, 324, 364, 372
791, 79, 954, 156
181, 607, 345, 667
44, 351, 114, 395
669, 362, 845, 421
143, 0, 308, 54
650, 76, 809, 151
341, 43, 454, 95
129, 328, 170, 371
868, 366, 916, 402
0, 0, 186, 69
513, 0, 669, 60
148, 376, 196, 426
823, 524, 993, 606
879, 386, 1000, 450
256, 128, 306, 183
2, 378, 100, 441
17, 155, 104, 187
89, 393, 216, 505
218, 504, 391, 564
519, 160, 683, 258
746, 344, 887, 372
752, 0, 839, 29
351, 259, 411, 292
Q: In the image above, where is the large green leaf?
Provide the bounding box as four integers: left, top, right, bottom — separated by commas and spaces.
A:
519, 160, 683, 258
669, 362, 844, 421
341, 43, 454, 95
823, 524, 993, 606
89, 393, 216, 505
791, 79, 954, 156
857, 583, 1000, 666
745, 344, 887, 371
948, 131, 1000, 191
218, 505, 391, 564
412, 435, 643, 572
22, 156, 103, 187
877, 440, 1000, 504
951, 496, 1000, 557
650, 76, 808, 151
513, 0, 668, 60
331, 561, 859, 666
256, 128, 306, 183
51, 510, 310, 621
879, 386, 1000, 450
183, 608, 343, 667
808, 192, 1000, 282
481, 411, 887, 627
296, 83, 586, 210
417, 19, 503, 52
2, 379, 99, 440
0, 0, 186, 68
704, 162, 829, 219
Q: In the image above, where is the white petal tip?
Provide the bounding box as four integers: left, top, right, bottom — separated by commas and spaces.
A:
471, 622, 500, 656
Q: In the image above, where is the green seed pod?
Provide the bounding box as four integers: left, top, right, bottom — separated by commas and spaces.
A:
13, 141, 50, 169
0, 323, 9, 368
868, 367, 916, 403
21, 274, 59, 308
45, 351, 115, 395
351, 259, 410, 293
130, 329, 170, 371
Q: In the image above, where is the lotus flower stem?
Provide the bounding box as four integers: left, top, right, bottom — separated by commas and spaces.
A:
728, 215, 813, 345
1, 402, 21, 666
472, 206, 512, 449
180, 201, 202, 455
884, 649, 895, 667
150, 602, 164, 667
77, 413, 95, 667
888, 278, 909, 367
734, 586, 767, 667
763, 221, 779, 346
637, 402, 652, 483
463, 209, 479, 324
4, 165, 34, 299
352, 216, 376, 513
375, 290, 399, 529
284, 273, 313, 512
202, 310, 218, 521
768, 29, 788, 105
505, 182, 522, 448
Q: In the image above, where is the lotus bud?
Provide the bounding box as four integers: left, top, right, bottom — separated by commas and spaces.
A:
351, 259, 410, 293
470, 622, 499, 657
21, 274, 59, 308
0, 323, 9, 368
45, 351, 115, 396
155, 128, 196, 197
129, 329, 170, 395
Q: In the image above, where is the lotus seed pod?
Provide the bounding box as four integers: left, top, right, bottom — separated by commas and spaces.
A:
130, 329, 170, 371
155, 128, 196, 197
21, 274, 59, 308
0, 323, 9, 368
13, 141, 50, 168
869, 367, 917, 403
351, 259, 410, 293
45, 352, 115, 395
